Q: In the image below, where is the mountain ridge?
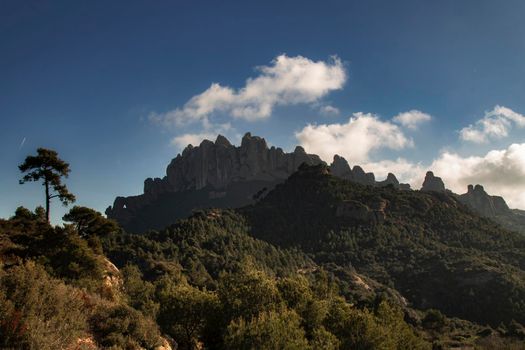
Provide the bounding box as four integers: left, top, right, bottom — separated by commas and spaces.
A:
106, 132, 523, 233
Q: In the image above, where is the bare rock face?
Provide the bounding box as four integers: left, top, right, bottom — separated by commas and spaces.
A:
329, 155, 410, 189
458, 184, 510, 217
106, 135, 413, 232
421, 171, 446, 192
377, 173, 400, 188
330, 155, 352, 178
106, 133, 323, 228
336, 198, 387, 224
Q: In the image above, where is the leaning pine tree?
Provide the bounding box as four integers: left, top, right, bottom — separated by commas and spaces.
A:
19, 148, 75, 223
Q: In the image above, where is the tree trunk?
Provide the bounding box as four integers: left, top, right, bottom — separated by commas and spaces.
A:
45, 179, 50, 223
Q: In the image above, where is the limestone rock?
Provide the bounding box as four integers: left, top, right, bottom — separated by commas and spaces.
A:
458, 184, 510, 217
107, 134, 416, 231
421, 171, 446, 192
329, 156, 408, 189
106, 133, 323, 227
377, 173, 400, 188
330, 155, 352, 178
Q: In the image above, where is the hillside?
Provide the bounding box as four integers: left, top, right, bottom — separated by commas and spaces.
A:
241, 164, 525, 328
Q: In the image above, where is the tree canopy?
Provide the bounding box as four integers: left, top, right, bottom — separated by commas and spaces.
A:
19, 148, 75, 222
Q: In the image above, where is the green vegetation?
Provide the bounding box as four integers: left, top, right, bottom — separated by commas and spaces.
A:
18, 148, 75, 222
2, 152, 525, 349
243, 164, 525, 327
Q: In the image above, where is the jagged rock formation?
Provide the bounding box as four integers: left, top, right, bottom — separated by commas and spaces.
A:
105, 134, 422, 232
330, 155, 411, 189
417, 173, 524, 233
421, 171, 446, 192
107, 132, 524, 234
106, 133, 323, 231
458, 184, 510, 217
330, 155, 375, 185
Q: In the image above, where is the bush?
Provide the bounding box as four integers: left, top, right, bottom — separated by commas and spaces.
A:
90, 303, 162, 349
0, 262, 88, 349
157, 282, 219, 350
224, 309, 309, 350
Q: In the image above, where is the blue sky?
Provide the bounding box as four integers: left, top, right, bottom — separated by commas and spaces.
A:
2, 0, 525, 223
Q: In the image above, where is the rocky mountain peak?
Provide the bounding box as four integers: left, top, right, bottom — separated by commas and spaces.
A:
330, 155, 352, 177
106, 133, 324, 228
294, 146, 306, 154
421, 171, 446, 192
215, 134, 231, 147
459, 184, 510, 217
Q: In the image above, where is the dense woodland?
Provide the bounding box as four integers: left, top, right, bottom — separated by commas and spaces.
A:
1, 152, 525, 349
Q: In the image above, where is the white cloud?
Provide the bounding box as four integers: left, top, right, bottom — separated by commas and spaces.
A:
392, 110, 432, 130
363, 158, 425, 185
429, 143, 525, 208
319, 105, 340, 116
459, 105, 525, 143
150, 54, 346, 127
295, 112, 413, 164
362, 143, 525, 209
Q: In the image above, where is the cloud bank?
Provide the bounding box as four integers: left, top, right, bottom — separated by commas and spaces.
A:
295, 106, 525, 208
430, 143, 525, 208
460, 105, 525, 143
361, 144, 525, 209
150, 54, 346, 127
296, 112, 413, 164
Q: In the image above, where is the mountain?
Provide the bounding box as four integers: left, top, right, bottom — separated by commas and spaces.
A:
107, 132, 524, 235
106, 133, 410, 232
241, 163, 525, 327
4, 157, 525, 348
457, 184, 525, 234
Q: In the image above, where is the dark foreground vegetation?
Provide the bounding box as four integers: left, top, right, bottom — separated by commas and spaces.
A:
1, 150, 525, 349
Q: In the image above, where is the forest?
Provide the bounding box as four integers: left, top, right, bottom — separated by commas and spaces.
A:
1, 150, 525, 349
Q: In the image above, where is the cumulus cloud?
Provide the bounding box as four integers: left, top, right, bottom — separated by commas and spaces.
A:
459, 105, 525, 143
429, 143, 525, 208
361, 143, 525, 209
150, 54, 346, 127
296, 112, 413, 163
392, 110, 432, 130
363, 158, 425, 185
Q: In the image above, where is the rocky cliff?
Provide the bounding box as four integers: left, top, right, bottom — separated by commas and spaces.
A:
458, 184, 510, 217
106, 133, 411, 232
106, 133, 521, 234
421, 171, 446, 192
106, 133, 324, 230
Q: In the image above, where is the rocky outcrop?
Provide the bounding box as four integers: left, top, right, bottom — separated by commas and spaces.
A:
421, 171, 446, 192
106, 133, 323, 228
458, 184, 510, 217
377, 173, 399, 188
329, 155, 410, 189
100, 257, 123, 301
336, 198, 387, 224
106, 134, 419, 232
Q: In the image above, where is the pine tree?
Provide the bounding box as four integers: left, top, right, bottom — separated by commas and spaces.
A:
19, 148, 75, 222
